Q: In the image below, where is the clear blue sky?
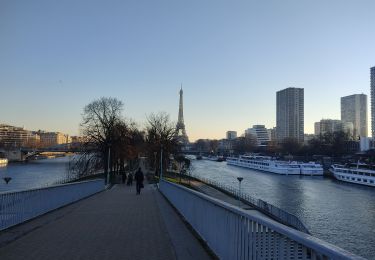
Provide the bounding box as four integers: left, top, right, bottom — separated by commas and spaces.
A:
1, 0, 374, 141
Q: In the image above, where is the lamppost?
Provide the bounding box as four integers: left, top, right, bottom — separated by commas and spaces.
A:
154, 151, 157, 172
237, 177, 243, 207
107, 144, 111, 185
160, 144, 163, 182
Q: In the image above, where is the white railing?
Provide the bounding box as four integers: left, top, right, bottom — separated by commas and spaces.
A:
0, 179, 105, 231
187, 172, 309, 234
160, 180, 364, 260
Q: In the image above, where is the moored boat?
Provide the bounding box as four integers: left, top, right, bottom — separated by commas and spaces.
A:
330, 163, 375, 187
227, 155, 323, 175
203, 155, 224, 162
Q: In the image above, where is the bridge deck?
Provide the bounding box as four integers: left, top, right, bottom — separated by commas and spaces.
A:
0, 183, 212, 260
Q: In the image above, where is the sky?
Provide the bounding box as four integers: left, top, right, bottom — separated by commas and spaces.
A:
1, 0, 375, 141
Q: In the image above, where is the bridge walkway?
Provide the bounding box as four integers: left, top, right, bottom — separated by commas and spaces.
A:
0, 182, 212, 260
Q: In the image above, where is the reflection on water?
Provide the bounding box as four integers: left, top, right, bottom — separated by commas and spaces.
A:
0, 157, 71, 193
192, 160, 375, 259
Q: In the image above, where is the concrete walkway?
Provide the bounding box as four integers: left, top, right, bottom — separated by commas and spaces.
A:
0, 183, 212, 260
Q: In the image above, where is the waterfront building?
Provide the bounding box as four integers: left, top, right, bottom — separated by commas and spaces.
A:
371, 67, 375, 138
245, 125, 270, 147
218, 139, 234, 155
360, 137, 373, 152
226, 131, 237, 140
269, 127, 277, 141
341, 94, 367, 139
39, 132, 70, 147
314, 122, 320, 136
276, 87, 304, 143
319, 119, 342, 135
0, 124, 29, 147
71, 136, 84, 143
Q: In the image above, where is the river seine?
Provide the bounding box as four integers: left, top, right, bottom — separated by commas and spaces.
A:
0, 157, 71, 193
0, 157, 374, 258
192, 160, 375, 259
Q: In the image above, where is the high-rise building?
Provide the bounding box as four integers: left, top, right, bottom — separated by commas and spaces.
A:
245, 125, 270, 146
226, 131, 237, 140
371, 67, 375, 138
341, 94, 367, 139
276, 87, 304, 143
314, 122, 320, 136
269, 127, 277, 141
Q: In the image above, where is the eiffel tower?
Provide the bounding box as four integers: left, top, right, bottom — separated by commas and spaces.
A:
175, 86, 189, 144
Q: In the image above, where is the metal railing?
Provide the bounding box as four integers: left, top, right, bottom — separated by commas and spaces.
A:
187, 172, 310, 234
0, 179, 105, 231
160, 180, 363, 260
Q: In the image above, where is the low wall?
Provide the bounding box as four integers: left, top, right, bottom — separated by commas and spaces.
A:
160, 180, 363, 260
0, 179, 105, 231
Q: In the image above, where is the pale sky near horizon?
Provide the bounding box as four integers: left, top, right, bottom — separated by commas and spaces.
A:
1, 0, 375, 141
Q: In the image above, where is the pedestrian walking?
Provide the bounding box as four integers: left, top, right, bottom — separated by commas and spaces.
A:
121, 171, 127, 184
134, 167, 144, 195
127, 172, 133, 186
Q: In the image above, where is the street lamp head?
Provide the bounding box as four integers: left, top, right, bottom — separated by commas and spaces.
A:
237, 177, 243, 182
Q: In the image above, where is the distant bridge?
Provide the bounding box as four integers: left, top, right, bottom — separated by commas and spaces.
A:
20, 143, 82, 159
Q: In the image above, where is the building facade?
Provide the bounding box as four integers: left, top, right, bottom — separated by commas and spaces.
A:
319, 119, 342, 135
371, 67, 375, 138
341, 94, 367, 139
39, 132, 71, 147
0, 124, 29, 147
245, 125, 270, 146
226, 131, 237, 140
276, 87, 304, 143
314, 122, 320, 136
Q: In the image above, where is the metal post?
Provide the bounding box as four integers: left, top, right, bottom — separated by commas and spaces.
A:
237, 177, 243, 207
107, 146, 111, 185
160, 145, 163, 181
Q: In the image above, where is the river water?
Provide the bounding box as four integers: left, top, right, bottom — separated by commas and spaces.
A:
0, 157, 374, 258
0, 157, 71, 193
192, 159, 375, 259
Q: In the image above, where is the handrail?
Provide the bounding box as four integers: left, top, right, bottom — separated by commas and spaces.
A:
0, 178, 103, 196
184, 172, 309, 233
0, 179, 105, 231
160, 180, 364, 260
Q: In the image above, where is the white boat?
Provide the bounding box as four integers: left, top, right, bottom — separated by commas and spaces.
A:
299, 162, 324, 176
330, 163, 375, 187
0, 158, 8, 166
227, 155, 323, 175
202, 156, 224, 162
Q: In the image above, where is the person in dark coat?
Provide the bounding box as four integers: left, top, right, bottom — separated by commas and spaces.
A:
134, 167, 144, 195
121, 171, 127, 184
127, 172, 133, 186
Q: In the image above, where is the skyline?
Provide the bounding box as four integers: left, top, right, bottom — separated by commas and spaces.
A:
1, 1, 375, 141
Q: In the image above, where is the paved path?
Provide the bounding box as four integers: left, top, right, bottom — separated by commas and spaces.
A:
0, 183, 212, 260
187, 180, 274, 219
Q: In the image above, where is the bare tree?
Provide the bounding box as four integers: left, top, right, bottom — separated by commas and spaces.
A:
72, 97, 124, 182
145, 112, 178, 176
